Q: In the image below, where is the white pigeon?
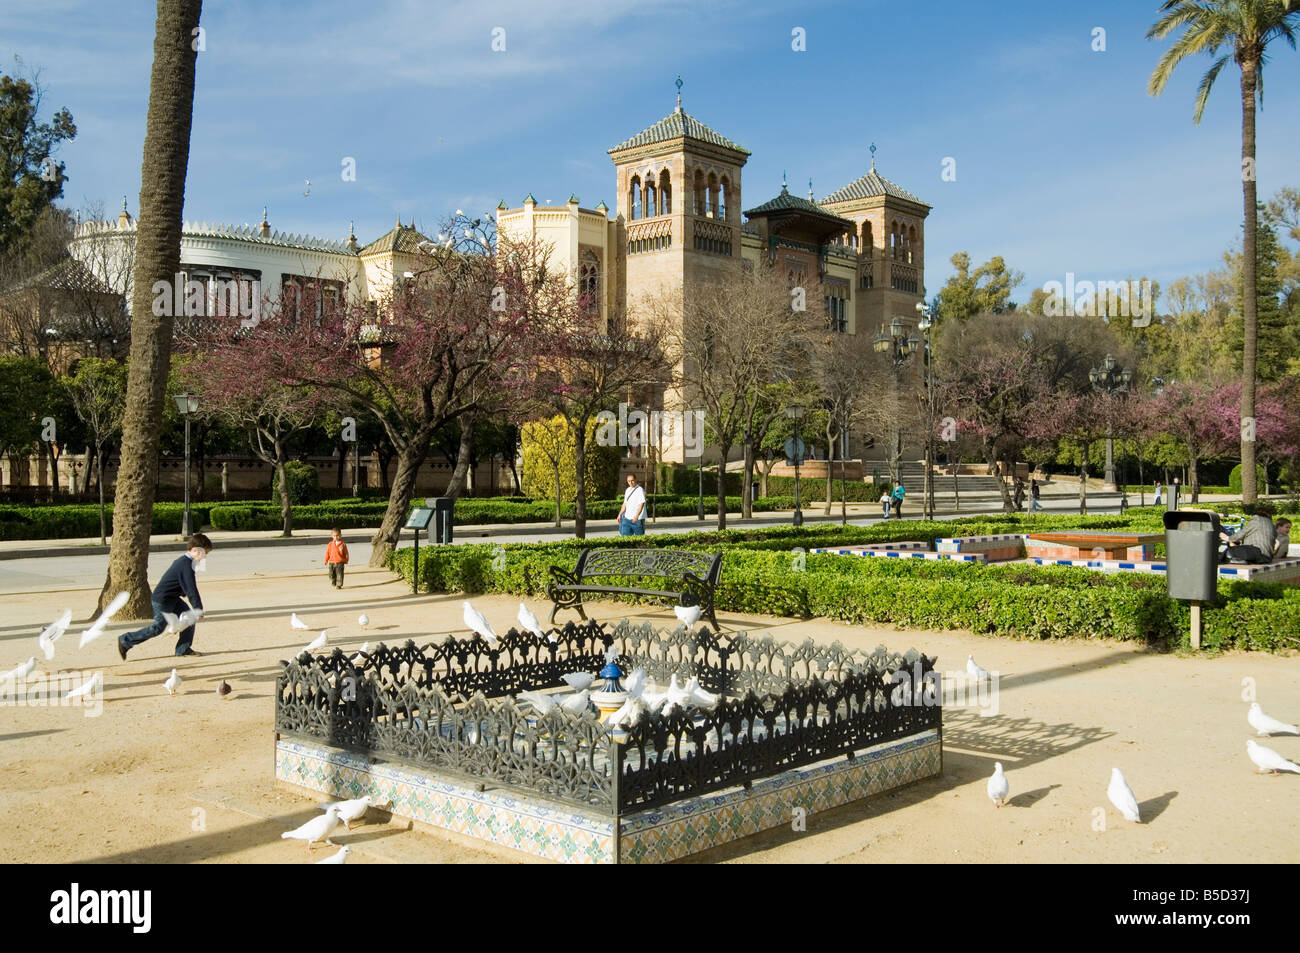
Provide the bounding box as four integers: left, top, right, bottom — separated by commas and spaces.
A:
560, 689, 590, 714
38, 609, 73, 661
517, 603, 551, 641
462, 601, 497, 646
1107, 768, 1141, 822
966, 654, 990, 681
622, 667, 647, 698
351, 642, 369, 665
987, 762, 1009, 808
290, 612, 310, 630
607, 695, 646, 728
162, 607, 202, 634
674, 604, 702, 628
662, 674, 693, 714
1, 657, 36, 685
282, 804, 341, 851
357, 614, 369, 628
320, 795, 373, 830
314, 845, 351, 865
306, 631, 328, 652
1247, 739, 1300, 774
1248, 702, 1300, 737
78, 591, 129, 649
684, 676, 718, 708
164, 668, 182, 696
562, 672, 595, 692
64, 671, 102, 700
518, 690, 558, 715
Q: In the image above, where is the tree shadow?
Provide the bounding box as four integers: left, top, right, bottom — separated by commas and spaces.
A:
0, 728, 65, 742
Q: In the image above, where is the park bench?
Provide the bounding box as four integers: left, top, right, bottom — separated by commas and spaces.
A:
546, 547, 723, 628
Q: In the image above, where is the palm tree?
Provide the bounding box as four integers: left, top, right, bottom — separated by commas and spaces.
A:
1147, 0, 1299, 504
100, 0, 203, 617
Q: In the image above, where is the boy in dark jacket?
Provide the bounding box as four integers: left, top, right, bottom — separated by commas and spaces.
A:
118, 533, 212, 659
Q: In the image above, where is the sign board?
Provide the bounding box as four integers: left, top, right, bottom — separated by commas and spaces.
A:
404, 507, 434, 530
784, 437, 806, 466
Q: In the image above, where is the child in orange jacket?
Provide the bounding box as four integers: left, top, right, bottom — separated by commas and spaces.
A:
325, 528, 349, 588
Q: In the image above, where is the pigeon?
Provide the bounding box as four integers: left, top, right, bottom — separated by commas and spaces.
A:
987, 762, 1009, 808
518, 690, 558, 715
561, 672, 595, 692
164, 668, 181, 696
607, 695, 646, 728
64, 671, 102, 700
282, 804, 341, 851
79, 591, 129, 649
217, 679, 232, 698
966, 654, 990, 681
306, 631, 328, 652
162, 608, 202, 634
351, 642, 369, 665
290, 613, 310, 630
1247, 739, 1300, 775
320, 795, 374, 830
314, 845, 351, 865
38, 609, 73, 661
517, 603, 553, 642
357, 614, 369, 628
662, 674, 693, 714
674, 604, 702, 628
622, 667, 647, 698
462, 601, 497, 646
684, 676, 718, 707
1107, 768, 1141, 822
1, 657, 36, 685
560, 689, 590, 714
1248, 702, 1300, 737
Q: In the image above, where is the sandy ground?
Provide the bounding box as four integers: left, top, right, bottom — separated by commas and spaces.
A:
1, 561, 1298, 865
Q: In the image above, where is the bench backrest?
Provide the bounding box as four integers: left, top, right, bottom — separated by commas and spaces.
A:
576, 548, 722, 585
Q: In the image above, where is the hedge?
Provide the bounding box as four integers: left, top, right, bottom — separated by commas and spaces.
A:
0, 503, 213, 541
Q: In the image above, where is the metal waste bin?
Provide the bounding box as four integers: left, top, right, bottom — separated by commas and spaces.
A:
427, 496, 454, 544
1163, 509, 1221, 601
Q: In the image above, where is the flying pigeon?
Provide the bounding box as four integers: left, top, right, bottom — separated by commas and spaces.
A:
1, 657, 36, 685
164, 668, 182, 696
1107, 768, 1141, 822
622, 667, 647, 699
1248, 702, 1300, 737
357, 614, 369, 628
282, 804, 341, 851
79, 591, 129, 649
518, 690, 558, 715
462, 601, 497, 646
162, 607, 202, 634
38, 609, 73, 661
315, 845, 350, 865
1247, 739, 1300, 775
306, 631, 328, 652
290, 613, 310, 630
560, 689, 590, 714
64, 671, 102, 700
561, 672, 595, 692
987, 762, 1009, 808
217, 679, 232, 698
320, 795, 374, 830
674, 604, 702, 628
517, 603, 552, 641
684, 676, 718, 708
967, 654, 990, 681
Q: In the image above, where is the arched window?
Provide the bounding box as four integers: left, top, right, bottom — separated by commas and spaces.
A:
718, 176, 729, 221
707, 172, 719, 218
908, 224, 918, 263
693, 169, 705, 215
630, 175, 642, 220
645, 178, 656, 217
863, 220, 874, 257
580, 251, 599, 313
659, 170, 672, 215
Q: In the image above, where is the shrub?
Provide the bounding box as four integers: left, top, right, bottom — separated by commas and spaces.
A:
271, 461, 322, 505
1228, 463, 1268, 495
0, 502, 213, 540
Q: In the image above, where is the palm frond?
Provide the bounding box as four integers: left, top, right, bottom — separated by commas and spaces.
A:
1193, 54, 1231, 121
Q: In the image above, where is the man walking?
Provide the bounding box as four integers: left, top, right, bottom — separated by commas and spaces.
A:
891, 482, 906, 519
617, 473, 646, 536
118, 533, 212, 659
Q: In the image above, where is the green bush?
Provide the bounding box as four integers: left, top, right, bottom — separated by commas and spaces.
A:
520, 416, 620, 503
1229, 463, 1268, 495
764, 474, 887, 502
0, 502, 213, 540
271, 461, 322, 505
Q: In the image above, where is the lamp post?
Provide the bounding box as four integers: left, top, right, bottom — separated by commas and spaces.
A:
916, 301, 936, 521
1088, 354, 1132, 493
174, 392, 200, 537
786, 404, 805, 527
872, 316, 919, 491
697, 459, 705, 520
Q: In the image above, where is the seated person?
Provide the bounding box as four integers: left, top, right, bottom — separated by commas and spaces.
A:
1273, 518, 1292, 561
1220, 508, 1277, 564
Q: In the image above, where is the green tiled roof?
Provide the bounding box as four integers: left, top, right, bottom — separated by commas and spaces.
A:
821, 168, 929, 207
609, 107, 750, 155
359, 222, 433, 256
744, 188, 854, 227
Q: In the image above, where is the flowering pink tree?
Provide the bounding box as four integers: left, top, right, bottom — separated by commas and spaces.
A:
1208, 378, 1299, 494
1148, 380, 1238, 501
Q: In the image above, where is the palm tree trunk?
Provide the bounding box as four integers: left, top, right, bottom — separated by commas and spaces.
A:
100, 0, 203, 618
1240, 61, 1259, 503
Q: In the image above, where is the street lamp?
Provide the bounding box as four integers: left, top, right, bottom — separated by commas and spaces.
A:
174, 392, 200, 537
873, 316, 918, 489
916, 301, 937, 520
786, 403, 806, 527
1089, 354, 1132, 492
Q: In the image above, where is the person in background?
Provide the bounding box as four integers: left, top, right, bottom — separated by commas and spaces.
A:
1013, 478, 1026, 511
1030, 478, 1044, 512
1273, 518, 1292, 561
617, 473, 646, 536
1220, 507, 1277, 564
891, 482, 906, 518
325, 528, 349, 588
1153, 481, 1162, 506
879, 485, 893, 519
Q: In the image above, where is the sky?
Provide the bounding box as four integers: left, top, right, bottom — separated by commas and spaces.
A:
5, 0, 1300, 303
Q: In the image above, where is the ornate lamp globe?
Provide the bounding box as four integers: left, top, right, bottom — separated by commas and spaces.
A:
591, 652, 628, 718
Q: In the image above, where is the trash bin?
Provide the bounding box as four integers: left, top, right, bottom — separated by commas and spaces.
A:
1163, 509, 1221, 601
427, 496, 454, 544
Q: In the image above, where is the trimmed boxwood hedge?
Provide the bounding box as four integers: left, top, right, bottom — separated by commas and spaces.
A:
0, 503, 213, 541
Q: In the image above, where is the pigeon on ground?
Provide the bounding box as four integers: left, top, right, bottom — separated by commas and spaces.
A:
622, 667, 647, 699
562, 672, 595, 692
518, 690, 558, 715
306, 631, 328, 652
607, 696, 646, 728
64, 671, 102, 700
2, 657, 36, 685
517, 603, 552, 641
78, 591, 129, 649
462, 601, 498, 646
320, 795, 374, 830
1107, 768, 1141, 822
1247, 739, 1300, 775
314, 845, 351, 865
282, 804, 341, 851
560, 689, 590, 714
674, 604, 702, 628
216, 679, 232, 698
162, 607, 202, 634
967, 654, 990, 681
1248, 702, 1300, 737
684, 677, 718, 707
290, 613, 310, 630
357, 614, 369, 628
164, 668, 181, 696
38, 609, 73, 661
987, 762, 1009, 808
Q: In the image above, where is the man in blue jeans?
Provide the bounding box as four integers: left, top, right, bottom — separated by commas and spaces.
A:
118, 533, 212, 659
617, 473, 646, 535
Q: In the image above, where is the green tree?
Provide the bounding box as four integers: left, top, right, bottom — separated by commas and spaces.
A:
934, 252, 1024, 322
63, 358, 127, 543
1227, 206, 1289, 380
0, 68, 76, 257
0, 356, 52, 473
1147, 0, 1300, 503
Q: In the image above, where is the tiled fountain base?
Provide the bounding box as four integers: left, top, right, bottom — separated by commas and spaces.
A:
275, 729, 942, 864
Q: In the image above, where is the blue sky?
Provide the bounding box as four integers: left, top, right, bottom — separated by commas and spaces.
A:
5, 0, 1299, 303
